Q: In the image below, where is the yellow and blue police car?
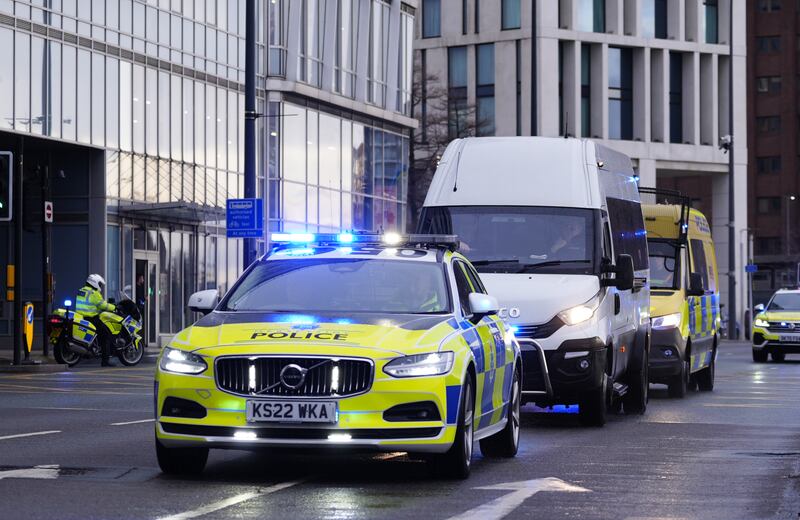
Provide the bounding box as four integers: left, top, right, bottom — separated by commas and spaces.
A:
752, 288, 800, 362
155, 233, 521, 479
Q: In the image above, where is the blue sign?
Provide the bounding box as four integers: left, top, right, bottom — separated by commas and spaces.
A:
226, 198, 264, 238
745, 264, 758, 273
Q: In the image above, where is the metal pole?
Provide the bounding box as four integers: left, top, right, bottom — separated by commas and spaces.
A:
787, 197, 791, 257
12, 137, 23, 365
243, 0, 257, 271
726, 5, 737, 340
42, 165, 51, 356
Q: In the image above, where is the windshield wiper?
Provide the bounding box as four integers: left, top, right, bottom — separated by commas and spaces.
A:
470, 259, 521, 266
516, 260, 591, 272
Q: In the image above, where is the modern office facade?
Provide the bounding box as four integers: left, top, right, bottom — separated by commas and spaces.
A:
415, 0, 748, 328
746, 0, 799, 304
0, 0, 417, 348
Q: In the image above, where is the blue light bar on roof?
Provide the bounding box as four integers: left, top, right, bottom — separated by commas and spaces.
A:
271, 233, 315, 243
337, 233, 354, 243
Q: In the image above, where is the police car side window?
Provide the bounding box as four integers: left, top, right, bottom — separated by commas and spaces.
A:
452, 261, 473, 315
464, 264, 487, 294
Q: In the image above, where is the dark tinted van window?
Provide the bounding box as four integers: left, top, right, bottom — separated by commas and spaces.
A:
606, 197, 649, 270
690, 239, 710, 292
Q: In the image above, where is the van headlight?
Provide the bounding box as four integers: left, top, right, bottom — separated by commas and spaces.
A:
652, 312, 682, 330
160, 347, 208, 375
383, 352, 454, 378
557, 292, 602, 326
753, 317, 770, 328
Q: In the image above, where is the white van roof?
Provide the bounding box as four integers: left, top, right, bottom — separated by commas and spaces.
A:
423, 137, 636, 210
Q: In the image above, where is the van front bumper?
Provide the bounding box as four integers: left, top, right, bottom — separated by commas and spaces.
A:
649, 327, 686, 383
521, 337, 606, 405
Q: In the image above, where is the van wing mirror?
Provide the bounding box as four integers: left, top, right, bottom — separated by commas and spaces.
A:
602, 254, 634, 291
754, 303, 765, 313
687, 273, 705, 297
468, 293, 499, 319
188, 289, 219, 315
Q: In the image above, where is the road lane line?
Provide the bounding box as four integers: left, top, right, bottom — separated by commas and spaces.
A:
156, 480, 303, 520
110, 419, 155, 426
0, 430, 61, 441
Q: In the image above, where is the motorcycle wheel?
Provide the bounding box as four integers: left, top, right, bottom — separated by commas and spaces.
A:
54, 339, 82, 367
117, 338, 145, 366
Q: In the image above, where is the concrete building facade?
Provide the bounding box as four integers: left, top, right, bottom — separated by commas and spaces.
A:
415, 0, 748, 328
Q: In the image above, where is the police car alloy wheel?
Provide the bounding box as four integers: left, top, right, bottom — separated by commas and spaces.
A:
479, 366, 521, 458
432, 374, 475, 479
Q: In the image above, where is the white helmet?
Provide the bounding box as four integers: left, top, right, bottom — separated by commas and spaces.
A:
86, 274, 106, 290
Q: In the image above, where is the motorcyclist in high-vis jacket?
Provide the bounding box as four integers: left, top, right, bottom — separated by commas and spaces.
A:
76, 274, 117, 366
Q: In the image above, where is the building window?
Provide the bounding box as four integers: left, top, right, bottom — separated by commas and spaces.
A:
397, 5, 414, 115
757, 0, 782, 12
705, 0, 718, 43
756, 115, 781, 134
755, 237, 782, 255
669, 52, 683, 144
268, 0, 288, 76
642, 0, 667, 38
577, 0, 605, 33
756, 36, 781, 53
300, 0, 323, 87
462, 0, 468, 34
502, 0, 521, 30
422, 0, 441, 38
757, 197, 782, 214
368, 0, 391, 107
756, 75, 782, 95
335, 0, 357, 97
756, 156, 782, 174
608, 47, 632, 140
581, 44, 591, 137
476, 43, 495, 136
448, 46, 468, 138
516, 40, 522, 135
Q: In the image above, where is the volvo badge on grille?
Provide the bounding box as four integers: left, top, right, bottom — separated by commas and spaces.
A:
280, 363, 308, 389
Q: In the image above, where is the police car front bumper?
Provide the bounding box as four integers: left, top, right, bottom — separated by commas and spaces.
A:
752, 328, 800, 354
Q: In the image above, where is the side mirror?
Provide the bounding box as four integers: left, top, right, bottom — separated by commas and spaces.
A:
188, 289, 219, 316
754, 303, 765, 313
604, 254, 634, 291
687, 273, 705, 297
468, 293, 499, 319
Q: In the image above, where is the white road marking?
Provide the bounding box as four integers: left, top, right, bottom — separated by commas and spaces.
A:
110, 419, 155, 426
0, 465, 60, 480
156, 480, 303, 520
702, 403, 785, 408
446, 477, 590, 520
0, 430, 61, 441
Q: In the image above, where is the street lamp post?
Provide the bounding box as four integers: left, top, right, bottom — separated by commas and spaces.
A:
787, 195, 796, 257
726, 3, 736, 339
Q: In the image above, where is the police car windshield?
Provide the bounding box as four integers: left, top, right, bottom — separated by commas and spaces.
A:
419, 206, 597, 274
648, 240, 679, 290
222, 258, 451, 314
767, 293, 800, 311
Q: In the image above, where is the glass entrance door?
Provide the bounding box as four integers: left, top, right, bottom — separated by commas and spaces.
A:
134, 254, 159, 347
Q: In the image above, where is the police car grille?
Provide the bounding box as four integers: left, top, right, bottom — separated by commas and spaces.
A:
215, 357, 373, 397
767, 322, 800, 332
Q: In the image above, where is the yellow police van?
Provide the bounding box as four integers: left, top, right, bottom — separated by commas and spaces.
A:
641, 189, 720, 397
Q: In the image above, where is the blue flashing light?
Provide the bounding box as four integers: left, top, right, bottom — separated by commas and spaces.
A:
335, 318, 353, 325
272, 232, 315, 243
632, 175, 640, 183
337, 233, 354, 243
509, 325, 519, 334
551, 404, 580, 414
339, 247, 353, 254
64, 299, 73, 307
275, 314, 317, 325
283, 247, 315, 256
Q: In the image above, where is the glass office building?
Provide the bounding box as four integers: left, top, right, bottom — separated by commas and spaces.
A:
0, 0, 417, 347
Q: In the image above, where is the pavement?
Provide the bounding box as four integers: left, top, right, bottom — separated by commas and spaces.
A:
0, 340, 797, 520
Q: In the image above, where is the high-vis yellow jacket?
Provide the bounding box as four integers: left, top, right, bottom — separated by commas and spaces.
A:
75, 286, 115, 317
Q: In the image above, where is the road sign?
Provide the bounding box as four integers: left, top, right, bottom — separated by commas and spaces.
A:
226, 198, 264, 238
24, 302, 33, 353
745, 264, 758, 273
0, 152, 12, 222
44, 200, 53, 223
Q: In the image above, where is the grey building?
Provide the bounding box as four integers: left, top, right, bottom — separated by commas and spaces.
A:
415, 0, 748, 326
0, 0, 417, 348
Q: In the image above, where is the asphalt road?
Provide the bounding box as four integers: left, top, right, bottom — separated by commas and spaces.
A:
0, 341, 798, 520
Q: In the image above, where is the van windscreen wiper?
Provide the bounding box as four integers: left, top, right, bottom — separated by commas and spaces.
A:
470, 259, 521, 266
516, 259, 591, 272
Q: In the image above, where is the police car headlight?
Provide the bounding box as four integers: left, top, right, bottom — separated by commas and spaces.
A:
160, 347, 208, 375
652, 312, 682, 330
753, 317, 770, 328
383, 352, 454, 378
557, 292, 601, 326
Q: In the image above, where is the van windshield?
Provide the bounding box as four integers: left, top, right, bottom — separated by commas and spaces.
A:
648, 240, 680, 290
419, 206, 597, 274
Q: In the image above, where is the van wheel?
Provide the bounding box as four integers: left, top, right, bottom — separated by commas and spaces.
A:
668, 360, 689, 398
624, 348, 648, 415
431, 373, 474, 479
771, 352, 786, 362
480, 366, 521, 458
752, 349, 768, 363
696, 348, 716, 392
579, 375, 607, 427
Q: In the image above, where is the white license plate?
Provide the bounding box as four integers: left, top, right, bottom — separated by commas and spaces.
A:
779, 334, 800, 343
245, 400, 337, 423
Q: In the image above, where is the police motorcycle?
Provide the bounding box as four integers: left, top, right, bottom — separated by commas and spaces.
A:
48, 294, 145, 367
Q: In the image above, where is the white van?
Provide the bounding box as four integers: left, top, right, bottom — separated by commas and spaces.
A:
418, 137, 651, 426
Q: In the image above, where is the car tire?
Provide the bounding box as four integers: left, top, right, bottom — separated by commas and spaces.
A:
624, 347, 649, 415
696, 348, 716, 392
668, 359, 689, 398
578, 374, 607, 427
771, 352, 786, 362
480, 366, 521, 458
156, 437, 208, 476
431, 373, 475, 479
752, 349, 768, 363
